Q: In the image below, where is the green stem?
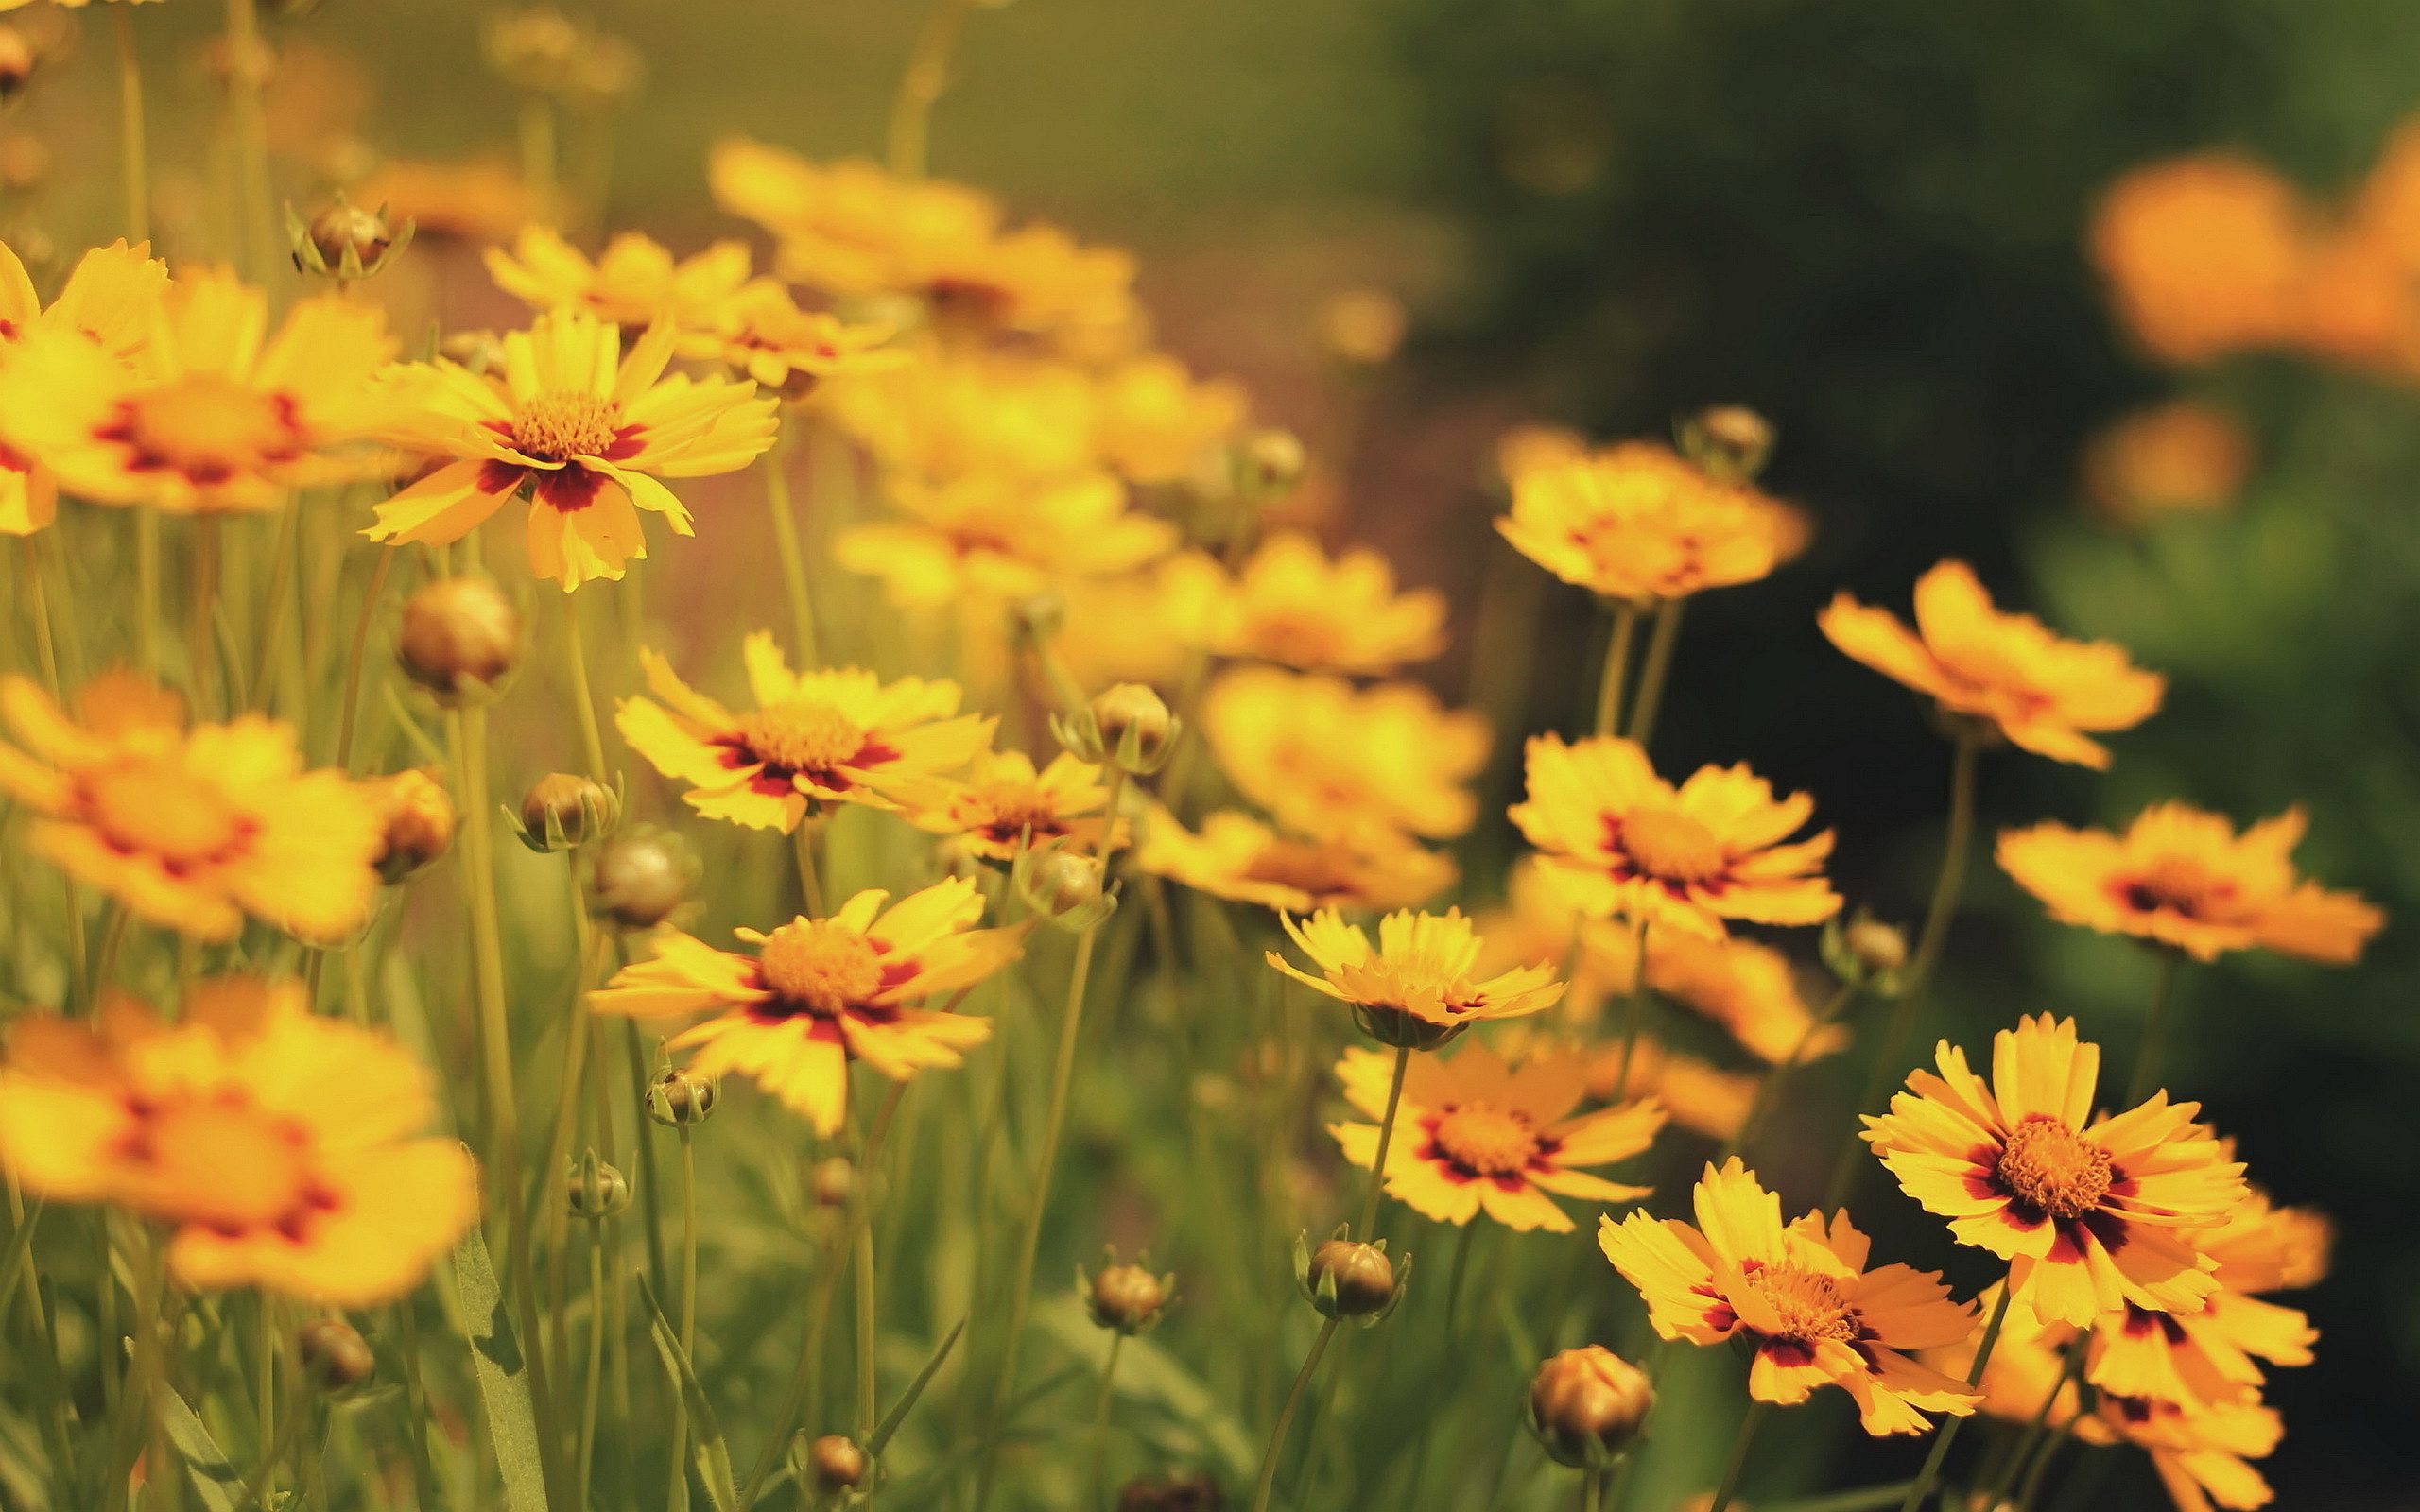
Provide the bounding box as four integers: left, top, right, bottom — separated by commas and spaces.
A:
563, 592, 610, 782
761, 432, 821, 668
666, 1128, 698, 1511
1247, 1315, 1340, 1512
1622, 600, 1684, 748
1895, 1284, 2015, 1512
1440, 1220, 1478, 1337
578, 1237, 606, 1512
332, 548, 395, 773
1582, 1464, 1607, 1512
886, 0, 980, 178
135, 511, 161, 678
112, 6, 148, 241
1705, 1399, 1770, 1512
855, 1169, 878, 1439
1592, 603, 1638, 739
1085, 1332, 1126, 1511
1979, 1336, 2085, 1509
188, 516, 220, 713
1723, 979, 1859, 1162
247, 505, 301, 713
793, 821, 828, 919
1615, 918, 1651, 1094
1356, 1043, 1413, 1241
2125, 951, 2185, 1105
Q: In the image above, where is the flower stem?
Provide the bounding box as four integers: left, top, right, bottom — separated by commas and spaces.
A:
222, 0, 277, 286
1592, 603, 1639, 739
1895, 1283, 2015, 1512
188, 517, 221, 713
333, 547, 396, 773
112, 7, 148, 241
562, 592, 610, 782
761, 432, 822, 668
1357, 1042, 1413, 1240
134, 511, 161, 678
1723, 978, 1859, 1161
666, 1127, 699, 1511
887, 0, 980, 178
1615, 917, 1651, 1093
1979, 1334, 2085, 1509
2125, 950, 2185, 1105
1623, 600, 1685, 748
793, 821, 828, 919
1248, 1315, 1340, 1512
1705, 1399, 1770, 1512
1085, 1331, 1127, 1511
854, 1177, 878, 1439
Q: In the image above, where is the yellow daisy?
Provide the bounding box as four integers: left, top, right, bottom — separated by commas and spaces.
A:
1204, 667, 1490, 844
589, 877, 1023, 1136
0, 238, 171, 531
2086, 1185, 2323, 1409
615, 630, 992, 833
708, 139, 1002, 301
485, 225, 752, 332
1091, 353, 1249, 486
679, 278, 904, 397
1266, 906, 1564, 1048
907, 746, 1118, 864
1135, 807, 1457, 915
0, 672, 380, 942
1161, 532, 1448, 675
1496, 440, 1808, 603
835, 472, 1177, 610
366, 307, 779, 589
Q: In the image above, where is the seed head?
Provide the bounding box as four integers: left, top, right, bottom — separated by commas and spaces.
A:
398, 576, 521, 705
1528, 1346, 1653, 1468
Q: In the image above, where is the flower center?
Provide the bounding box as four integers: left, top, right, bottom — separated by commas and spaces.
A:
117, 375, 298, 483
1430, 1103, 1539, 1177
1247, 610, 1345, 668
2119, 855, 2222, 919
1749, 1264, 1859, 1344
1240, 839, 1360, 901
1619, 808, 1726, 883
756, 921, 885, 1016
84, 761, 246, 868
132, 1098, 312, 1232
737, 701, 867, 774
511, 390, 620, 463
973, 785, 1067, 841
1996, 1113, 2114, 1219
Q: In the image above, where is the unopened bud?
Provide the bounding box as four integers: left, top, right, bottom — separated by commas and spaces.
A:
1115, 1471, 1224, 1512
0, 27, 36, 102
803, 1434, 869, 1495
1010, 590, 1067, 644
515, 772, 619, 852
1822, 910, 1909, 993
290, 198, 411, 283
370, 767, 456, 883
566, 32, 645, 108
646, 1066, 719, 1128
808, 1156, 856, 1208
1083, 1255, 1173, 1334
296, 1317, 376, 1393
1679, 404, 1774, 482
1845, 917, 1908, 975
1299, 1235, 1406, 1323
484, 7, 583, 94
1237, 427, 1307, 500
397, 576, 521, 705
587, 825, 699, 930
1528, 1346, 1652, 1468
1013, 847, 1115, 932
1055, 682, 1178, 775
566, 1152, 630, 1220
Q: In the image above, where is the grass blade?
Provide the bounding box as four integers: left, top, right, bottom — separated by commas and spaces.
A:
867, 1316, 963, 1455
637, 1268, 738, 1512
451, 1223, 549, 1512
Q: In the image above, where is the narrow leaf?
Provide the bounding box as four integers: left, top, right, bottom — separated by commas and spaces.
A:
158, 1385, 241, 1512
867, 1316, 964, 1455
636, 1269, 739, 1512
450, 1223, 549, 1512
0, 1198, 41, 1324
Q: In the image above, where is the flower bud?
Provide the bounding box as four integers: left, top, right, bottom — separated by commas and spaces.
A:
1237, 427, 1307, 500
1299, 1235, 1407, 1323
802, 1434, 869, 1496
1054, 682, 1179, 776
1528, 1346, 1653, 1469
296, 1317, 376, 1393
397, 576, 521, 706
0, 132, 47, 192
1013, 847, 1115, 932
1009, 589, 1067, 644
646, 1066, 719, 1128
1083, 1255, 1173, 1334
289, 198, 411, 283
0, 26, 37, 102
370, 767, 456, 884
586, 825, 699, 930
203, 33, 276, 94
515, 773, 620, 852
484, 7, 583, 94
1822, 909, 1909, 993
566, 32, 646, 109
1679, 404, 1774, 482
566, 1152, 630, 1220
808, 1155, 856, 1209
1115, 1471, 1223, 1512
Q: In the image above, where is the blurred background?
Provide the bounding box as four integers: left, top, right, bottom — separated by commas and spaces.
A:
25, 0, 2420, 1503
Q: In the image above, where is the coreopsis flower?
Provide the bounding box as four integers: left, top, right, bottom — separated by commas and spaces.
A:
1997, 803, 2382, 966
0, 672, 380, 941
907, 746, 1117, 864
2083, 402, 2252, 523
1328, 1040, 1661, 1232
1495, 422, 1590, 487
2086, 1185, 2324, 1408
589, 877, 1023, 1136
823, 345, 1098, 487
616, 631, 991, 832
485, 226, 752, 332
709, 139, 1002, 300
679, 278, 903, 395
1205, 667, 1490, 844
1135, 808, 1456, 915
2090, 156, 2308, 365
1265, 906, 1564, 1048
366, 308, 779, 589
836, 472, 1177, 610
917, 220, 1141, 346
0, 267, 395, 514
1511, 734, 1839, 939
0, 977, 476, 1304
1495, 440, 1807, 603
1819, 559, 2165, 767
1599, 1160, 1980, 1435
1160, 533, 1448, 675
1863, 1014, 2247, 1327
1090, 354, 1248, 486
0, 237, 168, 532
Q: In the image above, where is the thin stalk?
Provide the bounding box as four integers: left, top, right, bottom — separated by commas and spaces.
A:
578, 1236, 607, 1512
112, 7, 148, 240
1247, 1315, 1340, 1512
968, 922, 1101, 1512
562, 593, 610, 782
761, 432, 821, 667
1722, 979, 1859, 1162
135, 511, 162, 677
1623, 600, 1685, 747
189, 517, 221, 712
1895, 1284, 2015, 1512
222, 0, 277, 286
393, 1300, 439, 1512
793, 821, 828, 919
626, 1022, 670, 1295
887, 0, 980, 178
2125, 951, 2185, 1105
1592, 603, 1638, 739
854, 1170, 877, 1438
247, 504, 301, 712
1085, 1332, 1127, 1512
1440, 1220, 1478, 1336
1615, 918, 1651, 1093
1582, 1464, 1607, 1512
1979, 1336, 2085, 1509
666, 1127, 699, 1511
1356, 1043, 1413, 1240
1705, 1399, 1771, 1512
332, 548, 396, 773
519, 94, 560, 226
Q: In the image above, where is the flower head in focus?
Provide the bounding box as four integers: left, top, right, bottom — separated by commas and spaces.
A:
1496, 440, 1807, 603
1266, 906, 1563, 1049
0, 977, 476, 1303
485, 226, 752, 332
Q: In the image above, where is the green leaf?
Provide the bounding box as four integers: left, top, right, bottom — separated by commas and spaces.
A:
0, 1198, 41, 1329
636, 1268, 739, 1512
1034, 1300, 1253, 1483
450, 1223, 549, 1512
158, 1385, 242, 1512
867, 1316, 964, 1455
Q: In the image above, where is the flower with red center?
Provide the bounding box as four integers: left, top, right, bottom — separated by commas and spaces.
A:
836, 472, 1179, 610
907, 745, 1118, 864
367, 306, 778, 590
485, 226, 752, 332
1495, 439, 1808, 603
1997, 802, 2381, 965
588, 877, 1023, 1135
1265, 906, 1564, 1049
1819, 559, 2165, 767
1599, 1159, 1980, 1435
1135, 807, 1456, 915
1510, 733, 1839, 939
0, 236, 166, 534
616, 630, 992, 833
680, 278, 904, 397
0, 671, 380, 942
1863, 1014, 2247, 1328
2085, 1185, 2324, 1409
0, 977, 477, 1304
0, 266, 395, 514
1160, 531, 1448, 676
1328, 1040, 1662, 1232
1205, 667, 1491, 846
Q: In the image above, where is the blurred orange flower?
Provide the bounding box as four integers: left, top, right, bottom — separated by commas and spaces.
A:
2083, 402, 2251, 523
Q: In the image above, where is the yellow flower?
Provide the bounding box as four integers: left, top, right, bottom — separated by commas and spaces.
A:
1055, 570, 1192, 693
354, 157, 535, 245
0, 672, 380, 941
679, 278, 904, 395
2090, 156, 2308, 365
1135, 807, 1456, 915
1599, 1159, 1980, 1435
917, 219, 1141, 346
1582, 1036, 1758, 1143
709, 139, 1002, 301
615, 630, 992, 833
1511, 733, 1839, 939
907, 746, 1117, 864
1091, 353, 1248, 486
0, 977, 476, 1304
0, 237, 168, 533
1862, 1014, 2247, 1328
1998, 803, 2381, 966
1329, 1040, 1661, 1232
589, 877, 1023, 1136
1495, 422, 1591, 488
1819, 558, 2165, 767
1204, 667, 1490, 844
366, 307, 778, 589
2085, 1185, 2322, 1410
2083, 402, 2252, 523
485, 226, 752, 332
1161, 532, 1447, 675
1496, 440, 1807, 603
836, 472, 1177, 610
1266, 906, 1564, 1047
0, 266, 395, 514
822, 345, 1099, 487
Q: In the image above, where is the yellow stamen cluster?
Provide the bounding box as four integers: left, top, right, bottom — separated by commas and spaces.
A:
1430, 1104, 1539, 1177
757, 921, 884, 1015
1996, 1114, 2114, 1219
737, 701, 866, 772
512, 390, 619, 461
